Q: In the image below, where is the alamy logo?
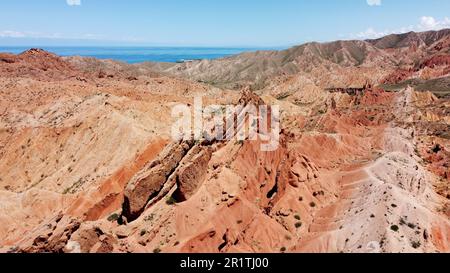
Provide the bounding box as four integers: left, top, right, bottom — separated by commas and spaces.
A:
171, 96, 280, 152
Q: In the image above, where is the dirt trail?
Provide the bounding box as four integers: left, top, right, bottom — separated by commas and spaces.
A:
293, 88, 450, 253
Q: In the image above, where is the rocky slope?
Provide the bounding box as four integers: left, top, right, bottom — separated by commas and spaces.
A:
0, 30, 449, 253
144, 29, 450, 96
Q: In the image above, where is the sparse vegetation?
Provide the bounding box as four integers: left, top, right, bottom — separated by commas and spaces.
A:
153, 248, 162, 253
400, 217, 407, 226
107, 213, 120, 222
63, 178, 85, 194
411, 241, 421, 249
3, 28, 450, 255
276, 93, 291, 100
144, 213, 155, 222
166, 196, 178, 205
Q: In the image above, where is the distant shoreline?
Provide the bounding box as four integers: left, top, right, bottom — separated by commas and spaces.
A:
0, 46, 284, 64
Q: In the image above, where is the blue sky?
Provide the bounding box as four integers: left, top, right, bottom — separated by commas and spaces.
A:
0, 0, 449, 46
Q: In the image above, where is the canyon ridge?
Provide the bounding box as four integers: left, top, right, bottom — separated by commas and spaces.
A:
0, 29, 449, 253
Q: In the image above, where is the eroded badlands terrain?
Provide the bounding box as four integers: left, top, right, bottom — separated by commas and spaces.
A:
0, 29, 449, 253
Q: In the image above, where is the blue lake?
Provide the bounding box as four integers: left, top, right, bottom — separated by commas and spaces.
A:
0, 46, 281, 63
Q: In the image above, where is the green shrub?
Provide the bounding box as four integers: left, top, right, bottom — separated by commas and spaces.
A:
144, 214, 155, 222
166, 196, 178, 205
153, 248, 162, 253
107, 213, 120, 222
391, 225, 399, 232
411, 241, 421, 249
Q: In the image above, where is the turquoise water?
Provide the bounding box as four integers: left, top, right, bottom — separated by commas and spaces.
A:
0, 46, 279, 64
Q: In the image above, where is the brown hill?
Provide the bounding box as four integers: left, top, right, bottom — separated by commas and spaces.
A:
0, 48, 79, 80
144, 29, 450, 92
367, 29, 450, 49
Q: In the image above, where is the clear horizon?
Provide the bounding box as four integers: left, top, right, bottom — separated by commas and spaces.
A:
0, 46, 288, 63
0, 0, 450, 47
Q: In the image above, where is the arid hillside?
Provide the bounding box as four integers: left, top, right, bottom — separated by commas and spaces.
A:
0, 30, 449, 253
144, 29, 450, 96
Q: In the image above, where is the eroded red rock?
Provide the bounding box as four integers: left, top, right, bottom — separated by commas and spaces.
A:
1, 30, 450, 253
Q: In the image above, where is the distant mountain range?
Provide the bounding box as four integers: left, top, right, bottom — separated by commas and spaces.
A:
143, 29, 450, 96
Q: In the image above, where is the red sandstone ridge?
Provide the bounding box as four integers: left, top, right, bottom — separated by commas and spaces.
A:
0, 29, 449, 253
419, 55, 450, 69
382, 69, 415, 85
0, 48, 80, 80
